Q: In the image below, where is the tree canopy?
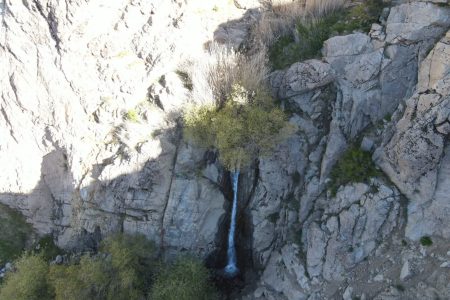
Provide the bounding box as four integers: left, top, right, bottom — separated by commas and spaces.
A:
151, 257, 217, 300
184, 84, 294, 170
0, 234, 216, 300
0, 254, 52, 300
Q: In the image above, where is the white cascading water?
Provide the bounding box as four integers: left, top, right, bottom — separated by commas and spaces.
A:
224, 170, 239, 277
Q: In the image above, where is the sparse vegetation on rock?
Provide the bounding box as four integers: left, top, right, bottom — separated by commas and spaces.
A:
269, 0, 384, 69
329, 146, 379, 196
420, 236, 433, 247
125, 109, 140, 123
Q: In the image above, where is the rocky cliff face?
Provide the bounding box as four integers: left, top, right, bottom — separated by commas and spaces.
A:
0, 0, 252, 254
1, 0, 450, 299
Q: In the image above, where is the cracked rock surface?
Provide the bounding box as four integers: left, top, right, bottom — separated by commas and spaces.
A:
0, 0, 254, 253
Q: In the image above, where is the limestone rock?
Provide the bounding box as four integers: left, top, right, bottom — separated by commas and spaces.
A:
2, 0, 450, 299
249, 132, 309, 267
306, 180, 400, 281
260, 244, 310, 300
361, 137, 374, 152
0, 0, 249, 255
375, 30, 450, 240
386, 2, 450, 44
274, 60, 335, 99
343, 286, 353, 300
400, 260, 412, 281
418, 30, 450, 97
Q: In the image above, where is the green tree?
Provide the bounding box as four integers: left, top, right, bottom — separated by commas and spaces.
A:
48, 233, 156, 300
100, 233, 156, 300
0, 254, 52, 300
0, 204, 33, 265
50, 255, 109, 300
150, 257, 217, 300
0, 234, 218, 300
184, 84, 294, 170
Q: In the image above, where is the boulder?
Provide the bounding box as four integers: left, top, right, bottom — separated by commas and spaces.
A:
386, 2, 450, 44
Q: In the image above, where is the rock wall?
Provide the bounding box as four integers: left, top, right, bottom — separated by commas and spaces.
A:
375, 29, 450, 240
0, 0, 253, 254
244, 1, 450, 299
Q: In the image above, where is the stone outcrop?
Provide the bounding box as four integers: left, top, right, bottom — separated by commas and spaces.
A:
317, 2, 450, 184
246, 2, 450, 299
375, 29, 450, 240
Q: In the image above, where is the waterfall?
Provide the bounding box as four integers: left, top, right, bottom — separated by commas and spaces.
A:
224, 170, 239, 277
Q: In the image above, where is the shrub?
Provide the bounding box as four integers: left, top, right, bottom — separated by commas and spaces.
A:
184, 84, 294, 170
329, 146, 379, 196
189, 43, 269, 107
292, 171, 301, 184
329, 0, 383, 33
125, 109, 139, 123
0, 234, 218, 300
304, 0, 346, 18
251, 0, 345, 48
395, 284, 406, 292
151, 257, 217, 300
0, 204, 33, 265
269, 11, 341, 69
269, 0, 384, 69
101, 233, 157, 299
420, 236, 432, 247
35, 235, 63, 262
48, 233, 157, 300
0, 254, 52, 300
50, 255, 109, 300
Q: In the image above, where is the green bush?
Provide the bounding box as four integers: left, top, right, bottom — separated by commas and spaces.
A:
47, 233, 157, 300
330, 0, 383, 34
0, 234, 218, 300
35, 235, 63, 262
151, 257, 217, 300
420, 236, 433, 247
269, 0, 384, 69
125, 109, 139, 123
0, 204, 33, 265
50, 255, 109, 300
0, 254, 52, 300
101, 233, 157, 299
184, 85, 294, 170
329, 146, 379, 196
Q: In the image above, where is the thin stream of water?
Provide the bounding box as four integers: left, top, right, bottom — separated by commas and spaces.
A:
224, 171, 239, 277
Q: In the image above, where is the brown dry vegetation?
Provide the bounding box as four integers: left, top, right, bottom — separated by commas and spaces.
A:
251, 0, 346, 49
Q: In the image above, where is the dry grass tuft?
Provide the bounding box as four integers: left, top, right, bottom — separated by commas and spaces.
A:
187, 43, 269, 107
305, 0, 346, 19
186, 0, 347, 109
252, 0, 346, 49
